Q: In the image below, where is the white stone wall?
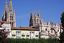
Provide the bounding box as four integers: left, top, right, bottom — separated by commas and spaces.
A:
40, 22, 60, 39
11, 30, 16, 38
10, 30, 39, 39
30, 31, 39, 39
21, 31, 30, 39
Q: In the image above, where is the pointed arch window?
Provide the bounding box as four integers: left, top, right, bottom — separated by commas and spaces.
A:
10, 16, 13, 20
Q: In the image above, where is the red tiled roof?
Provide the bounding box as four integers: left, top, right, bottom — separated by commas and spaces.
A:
11, 27, 39, 31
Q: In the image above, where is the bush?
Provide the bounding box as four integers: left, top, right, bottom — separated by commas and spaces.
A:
7, 38, 59, 43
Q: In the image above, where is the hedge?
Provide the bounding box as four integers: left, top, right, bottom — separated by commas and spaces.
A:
7, 38, 59, 43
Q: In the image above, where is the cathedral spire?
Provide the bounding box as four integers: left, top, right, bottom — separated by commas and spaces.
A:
5, 0, 8, 10
8, 0, 16, 27
2, 0, 16, 27
2, 0, 8, 21
29, 13, 33, 26
9, 0, 13, 11
4, 0, 9, 12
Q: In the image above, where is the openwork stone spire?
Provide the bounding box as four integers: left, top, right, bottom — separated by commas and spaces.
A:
2, 0, 8, 21
9, 0, 13, 11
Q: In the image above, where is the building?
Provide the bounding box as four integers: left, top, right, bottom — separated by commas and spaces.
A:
10, 27, 39, 39
29, 12, 60, 39
0, 0, 61, 39
40, 22, 60, 39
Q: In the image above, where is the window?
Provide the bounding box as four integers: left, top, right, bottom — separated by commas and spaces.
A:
10, 16, 13, 20
35, 35, 38, 37
22, 35, 25, 37
58, 30, 59, 32
11, 22, 13, 27
16, 30, 21, 33
12, 34, 15, 37
26, 35, 29, 37
51, 28, 54, 33
51, 30, 53, 33
45, 28, 47, 31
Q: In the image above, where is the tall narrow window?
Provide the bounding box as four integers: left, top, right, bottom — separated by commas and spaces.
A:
10, 16, 13, 20
45, 28, 47, 31
22, 35, 25, 37
26, 35, 29, 37
35, 35, 38, 37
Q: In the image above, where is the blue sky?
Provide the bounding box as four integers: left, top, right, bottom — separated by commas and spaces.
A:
0, 0, 64, 27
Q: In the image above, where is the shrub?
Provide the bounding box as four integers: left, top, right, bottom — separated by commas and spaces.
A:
7, 38, 59, 43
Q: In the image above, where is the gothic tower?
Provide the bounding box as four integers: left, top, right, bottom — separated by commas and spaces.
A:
8, 0, 16, 27
2, 0, 16, 27
2, 0, 8, 21
29, 12, 42, 28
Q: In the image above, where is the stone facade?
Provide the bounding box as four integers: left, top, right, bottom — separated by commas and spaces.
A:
10, 27, 39, 39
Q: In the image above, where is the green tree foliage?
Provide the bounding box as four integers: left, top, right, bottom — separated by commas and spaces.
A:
60, 12, 64, 43
0, 29, 9, 43
61, 12, 64, 28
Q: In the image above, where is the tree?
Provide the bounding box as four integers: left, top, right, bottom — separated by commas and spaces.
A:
60, 12, 64, 43
61, 12, 64, 28
0, 29, 9, 43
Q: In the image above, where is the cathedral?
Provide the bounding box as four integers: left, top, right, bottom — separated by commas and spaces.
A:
0, 0, 61, 39
2, 0, 16, 27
